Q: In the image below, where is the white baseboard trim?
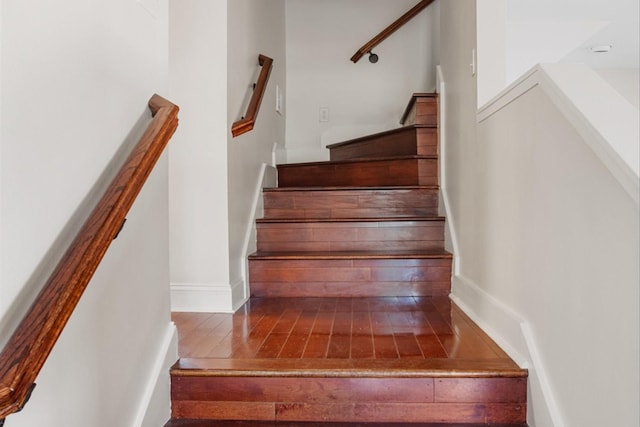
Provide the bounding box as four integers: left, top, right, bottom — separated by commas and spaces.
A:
230, 279, 248, 312
451, 273, 563, 427
521, 322, 566, 427
133, 322, 178, 427
435, 66, 461, 276
450, 274, 528, 366
170, 282, 235, 313
236, 162, 276, 307
240, 163, 268, 268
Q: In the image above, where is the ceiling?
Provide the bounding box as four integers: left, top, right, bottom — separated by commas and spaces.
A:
507, 0, 640, 69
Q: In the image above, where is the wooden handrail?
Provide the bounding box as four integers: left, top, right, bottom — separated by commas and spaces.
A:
231, 54, 273, 137
0, 94, 179, 421
350, 0, 436, 63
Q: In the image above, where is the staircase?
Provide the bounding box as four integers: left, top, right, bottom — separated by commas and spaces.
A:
166, 93, 528, 426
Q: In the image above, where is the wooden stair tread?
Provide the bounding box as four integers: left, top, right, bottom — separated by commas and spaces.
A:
171, 90, 529, 425
171, 295, 527, 424
277, 155, 437, 169
256, 216, 445, 224
172, 357, 526, 379
263, 185, 439, 192
249, 249, 452, 260
326, 124, 437, 150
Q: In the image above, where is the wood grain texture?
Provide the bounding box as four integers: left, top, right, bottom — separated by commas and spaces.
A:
171, 297, 523, 368
172, 373, 525, 423
400, 93, 439, 126
256, 218, 445, 252
232, 54, 273, 137
172, 368, 525, 423
277, 157, 438, 188
263, 187, 439, 219
0, 94, 179, 419
169, 298, 527, 423
249, 255, 452, 298
167, 91, 529, 425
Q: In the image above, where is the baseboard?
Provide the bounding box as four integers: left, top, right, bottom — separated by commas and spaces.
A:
133, 322, 178, 427
451, 274, 562, 427
450, 274, 528, 366
520, 323, 565, 427
170, 282, 235, 313
236, 162, 277, 308
435, 66, 460, 274
230, 279, 248, 312
240, 163, 272, 264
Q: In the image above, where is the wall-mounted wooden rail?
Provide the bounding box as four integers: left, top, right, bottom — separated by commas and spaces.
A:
0, 94, 179, 422
232, 54, 273, 137
350, 0, 436, 63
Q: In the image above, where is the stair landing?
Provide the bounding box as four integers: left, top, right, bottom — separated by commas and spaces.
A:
170, 297, 527, 424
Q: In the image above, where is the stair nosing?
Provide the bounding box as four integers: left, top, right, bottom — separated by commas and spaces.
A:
256, 216, 445, 224
265, 185, 441, 191
171, 358, 528, 379
248, 250, 452, 260
263, 185, 439, 192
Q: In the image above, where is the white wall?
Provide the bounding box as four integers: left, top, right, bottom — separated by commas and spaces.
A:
478, 0, 640, 105
285, 0, 440, 163
169, 0, 286, 312
227, 0, 286, 309
440, 2, 639, 426
596, 68, 640, 109
438, 0, 478, 268
168, 0, 231, 312
506, 0, 639, 77
0, 0, 176, 425
505, 19, 607, 84
476, 0, 506, 106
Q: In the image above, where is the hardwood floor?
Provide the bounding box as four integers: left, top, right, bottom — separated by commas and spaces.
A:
172, 297, 517, 366
167, 94, 528, 425
170, 297, 526, 425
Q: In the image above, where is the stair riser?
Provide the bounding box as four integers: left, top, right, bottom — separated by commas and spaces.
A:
277, 158, 437, 188
263, 188, 439, 219
403, 97, 438, 126
249, 258, 452, 297
256, 221, 445, 252
329, 128, 438, 161
171, 376, 526, 424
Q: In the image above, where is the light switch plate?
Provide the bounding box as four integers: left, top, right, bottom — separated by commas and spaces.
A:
276, 85, 283, 115
319, 107, 329, 123
470, 48, 477, 76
